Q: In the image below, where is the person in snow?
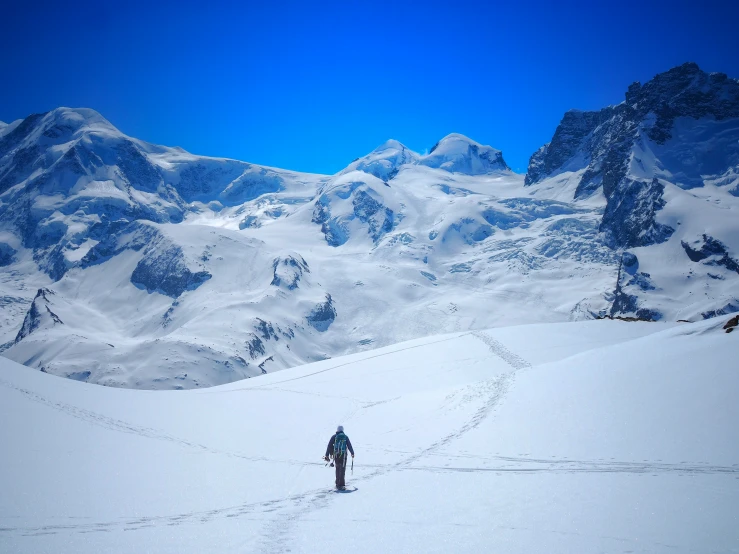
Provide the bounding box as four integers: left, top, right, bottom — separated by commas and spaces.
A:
324, 425, 354, 490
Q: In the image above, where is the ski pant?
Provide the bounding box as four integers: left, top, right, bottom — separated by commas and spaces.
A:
335, 454, 347, 488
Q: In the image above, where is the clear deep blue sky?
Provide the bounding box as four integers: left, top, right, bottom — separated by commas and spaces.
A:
3, 0, 739, 174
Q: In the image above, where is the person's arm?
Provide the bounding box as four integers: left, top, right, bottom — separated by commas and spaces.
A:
325, 435, 335, 458
346, 436, 354, 457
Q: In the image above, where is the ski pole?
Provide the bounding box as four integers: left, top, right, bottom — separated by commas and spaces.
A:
351, 457, 354, 475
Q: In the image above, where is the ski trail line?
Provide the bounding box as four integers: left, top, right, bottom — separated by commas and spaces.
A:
258, 331, 533, 553
0, 378, 324, 469
1, 330, 535, 545
471, 331, 531, 370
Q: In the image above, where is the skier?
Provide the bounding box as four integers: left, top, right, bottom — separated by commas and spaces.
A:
324, 425, 355, 490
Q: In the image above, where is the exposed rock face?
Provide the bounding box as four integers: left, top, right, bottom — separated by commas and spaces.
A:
312, 194, 347, 247
131, 244, 211, 298
15, 288, 64, 343
82, 221, 212, 298
271, 255, 310, 290
0, 242, 16, 266
609, 253, 661, 321
682, 235, 739, 274
600, 178, 674, 248
312, 177, 396, 246
525, 109, 614, 186
525, 63, 739, 249
307, 294, 336, 331
352, 190, 394, 242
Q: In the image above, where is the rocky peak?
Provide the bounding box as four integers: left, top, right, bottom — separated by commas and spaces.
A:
14, 288, 64, 343
526, 63, 739, 188
524, 62, 739, 249
524, 109, 613, 185
623, 62, 739, 144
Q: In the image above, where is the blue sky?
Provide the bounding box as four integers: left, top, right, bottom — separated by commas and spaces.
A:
3, 0, 739, 174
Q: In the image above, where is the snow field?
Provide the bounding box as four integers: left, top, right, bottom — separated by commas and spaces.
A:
1, 318, 737, 553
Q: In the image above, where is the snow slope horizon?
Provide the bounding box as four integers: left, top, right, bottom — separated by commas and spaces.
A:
1, 318, 737, 553
1, 62, 739, 390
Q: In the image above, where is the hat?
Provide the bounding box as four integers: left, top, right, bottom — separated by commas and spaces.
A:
337, 425, 344, 432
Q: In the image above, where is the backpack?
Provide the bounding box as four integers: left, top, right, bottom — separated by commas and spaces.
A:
334, 432, 347, 457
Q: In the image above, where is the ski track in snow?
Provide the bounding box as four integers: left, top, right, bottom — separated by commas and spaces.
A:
2, 332, 738, 545
471, 331, 532, 370
3, 332, 522, 545
0, 378, 326, 468
258, 331, 530, 553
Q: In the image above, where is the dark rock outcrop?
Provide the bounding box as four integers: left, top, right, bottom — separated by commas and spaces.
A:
525, 108, 614, 186
312, 195, 348, 247
14, 288, 64, 343
307, 294, 337, 332
0, 242, 16, 266
702, 301, 739, 320
352, 190, 394, 242
245, 334, 266, 359
131, 243, 211, 298
609, 255, 661, 321
681, 235, 739, 274
312, 182, 395, 246
600, 178, 674, 248
271, 255, 310, 290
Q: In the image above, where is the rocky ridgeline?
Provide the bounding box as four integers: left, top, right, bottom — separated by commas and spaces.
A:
525, 62, 739, 248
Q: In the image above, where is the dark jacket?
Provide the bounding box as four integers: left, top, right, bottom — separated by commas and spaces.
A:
326, 432, 354, 457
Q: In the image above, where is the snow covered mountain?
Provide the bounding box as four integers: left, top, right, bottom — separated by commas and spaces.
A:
1, 318, 737, 553
525, 62, 739, 319
1, 63, 738, 389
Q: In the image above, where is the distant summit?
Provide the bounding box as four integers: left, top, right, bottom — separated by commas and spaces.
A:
340, 139, 420, 181
419, 133, 510, 174
341, 133, 510, 182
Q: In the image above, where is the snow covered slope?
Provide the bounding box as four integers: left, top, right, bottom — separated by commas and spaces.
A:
1, 63, 738, 389
1, 318, 737, 553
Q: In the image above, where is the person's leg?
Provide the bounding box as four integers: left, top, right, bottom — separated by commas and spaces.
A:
338, 455, 346, 488
345, 455, 350, 488
334, 457, 341, 488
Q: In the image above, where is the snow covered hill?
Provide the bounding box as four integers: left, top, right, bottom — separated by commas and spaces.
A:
1, 318, 737, 553
1, 63, 738, 388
